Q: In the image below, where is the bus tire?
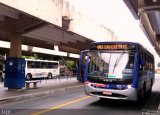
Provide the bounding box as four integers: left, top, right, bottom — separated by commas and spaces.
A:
138, 83, 146, 102
26, 73, 32, 80
148, 80, 152, 95
48, 73, 52, 79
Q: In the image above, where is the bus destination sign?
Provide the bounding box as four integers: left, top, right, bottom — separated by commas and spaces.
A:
90, 43, 136, 50
96, 44, 128, 50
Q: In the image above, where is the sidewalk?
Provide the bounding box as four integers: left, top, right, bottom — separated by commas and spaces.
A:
0, 76, 83, 104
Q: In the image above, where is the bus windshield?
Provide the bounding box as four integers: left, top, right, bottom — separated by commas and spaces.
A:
88, 50, 135, 79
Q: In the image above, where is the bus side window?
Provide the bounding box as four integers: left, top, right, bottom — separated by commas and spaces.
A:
139, 54, 144, 71
53, 63, 58, 69
48, 62, 53, 68
27, 61, 34, 68
144, 53, 148, 70
41, 62, 47, 68
35, 61, 40, 68
30, 61, 34, 68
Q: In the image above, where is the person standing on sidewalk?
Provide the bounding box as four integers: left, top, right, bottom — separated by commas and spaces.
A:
0, 64, 4, 82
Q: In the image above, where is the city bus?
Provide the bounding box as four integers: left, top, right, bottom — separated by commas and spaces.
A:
77, 50, 88, 82
84, 41, 155, 101
25, 59, 60, 80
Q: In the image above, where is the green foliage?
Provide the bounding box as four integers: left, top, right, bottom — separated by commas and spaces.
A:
21, 55, 42, 60
22, 56, 35, 59
66, 60, 76, 70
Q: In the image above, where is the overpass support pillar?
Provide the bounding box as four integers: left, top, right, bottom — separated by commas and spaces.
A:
9, 34, 22, 58
4, 34, 26, 90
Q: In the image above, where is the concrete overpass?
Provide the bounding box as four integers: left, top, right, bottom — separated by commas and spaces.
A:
0, 0, 116, 58
123, 0, 160, 56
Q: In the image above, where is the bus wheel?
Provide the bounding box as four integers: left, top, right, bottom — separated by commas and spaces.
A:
140, 83, 146, 101
26, 73, 32, 80
138, 84, 145, 102
148, 81, 152, 95
48, 73, 52, 79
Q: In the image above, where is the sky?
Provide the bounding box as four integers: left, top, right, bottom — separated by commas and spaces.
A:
66, 0, 160, 62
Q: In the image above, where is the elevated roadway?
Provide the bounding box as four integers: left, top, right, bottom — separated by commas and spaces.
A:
0, 0, 116, 56
124, 0, 160, 56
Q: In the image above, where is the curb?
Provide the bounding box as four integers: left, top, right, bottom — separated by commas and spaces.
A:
0, 84, 84, 104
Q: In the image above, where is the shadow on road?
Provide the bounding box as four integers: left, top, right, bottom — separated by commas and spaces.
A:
88, 91, 160, 112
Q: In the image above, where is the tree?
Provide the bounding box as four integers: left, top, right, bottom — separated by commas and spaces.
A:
66, 60, 76, 71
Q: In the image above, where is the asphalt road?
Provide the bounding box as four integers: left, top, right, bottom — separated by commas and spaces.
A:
1, 78, 160, 115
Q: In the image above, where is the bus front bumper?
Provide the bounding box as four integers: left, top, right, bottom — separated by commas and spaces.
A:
84, 83, 138, 101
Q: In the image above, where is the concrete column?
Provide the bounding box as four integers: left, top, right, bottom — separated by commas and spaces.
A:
9, 34, 22, 57
4, 34, 25, 90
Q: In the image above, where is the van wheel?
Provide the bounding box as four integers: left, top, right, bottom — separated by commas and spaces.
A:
48, 73, 52, 79
26, 73, 32, 80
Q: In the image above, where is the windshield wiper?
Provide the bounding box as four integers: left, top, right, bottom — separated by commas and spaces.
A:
113, 51, 125, 74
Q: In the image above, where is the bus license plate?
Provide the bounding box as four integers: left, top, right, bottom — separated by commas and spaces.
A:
103, 91, 112, 95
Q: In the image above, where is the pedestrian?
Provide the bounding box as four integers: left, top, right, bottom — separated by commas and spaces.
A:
0, 71, 3, 82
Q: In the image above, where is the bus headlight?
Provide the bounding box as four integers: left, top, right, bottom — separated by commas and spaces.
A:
127, 84, 132, 89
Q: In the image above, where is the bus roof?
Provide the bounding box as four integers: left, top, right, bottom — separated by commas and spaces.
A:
25, 59, 59, 63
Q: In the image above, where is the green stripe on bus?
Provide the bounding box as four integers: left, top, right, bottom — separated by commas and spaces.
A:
108, 75, 116, 78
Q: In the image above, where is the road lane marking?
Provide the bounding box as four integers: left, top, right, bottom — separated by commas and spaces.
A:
32, 96, 91, 115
